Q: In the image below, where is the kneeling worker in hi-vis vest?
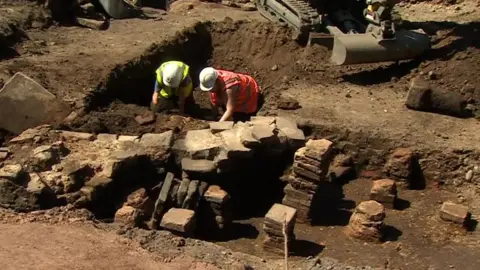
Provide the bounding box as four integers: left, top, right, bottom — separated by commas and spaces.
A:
198, 67, 261, 122
151, 61, 195, 115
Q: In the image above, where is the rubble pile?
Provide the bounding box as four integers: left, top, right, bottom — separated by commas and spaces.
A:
0, 116, 305, 236
262, 203, 297, 254
345, 200, 386, 242
282, 139, 334, 223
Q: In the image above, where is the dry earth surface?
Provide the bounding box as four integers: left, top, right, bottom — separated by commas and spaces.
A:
1, 0, 480, 269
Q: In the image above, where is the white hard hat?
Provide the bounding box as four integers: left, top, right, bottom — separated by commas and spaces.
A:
199, 67, 218, 92
162, 63, 184, 88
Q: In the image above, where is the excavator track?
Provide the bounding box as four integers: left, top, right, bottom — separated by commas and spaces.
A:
256, 0, 322, 36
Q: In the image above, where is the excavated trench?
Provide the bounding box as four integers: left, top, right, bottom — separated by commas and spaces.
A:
49, 19, 480, 254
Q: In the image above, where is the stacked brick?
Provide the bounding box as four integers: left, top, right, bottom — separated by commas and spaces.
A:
282, 139, 334, 223
201, 185, 233, 232
262, 203, 297, 254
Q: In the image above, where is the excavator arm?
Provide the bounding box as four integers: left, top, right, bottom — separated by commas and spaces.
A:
256, 0, 431, 65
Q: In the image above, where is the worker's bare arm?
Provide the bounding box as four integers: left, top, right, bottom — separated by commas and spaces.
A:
219, 88, 235, 122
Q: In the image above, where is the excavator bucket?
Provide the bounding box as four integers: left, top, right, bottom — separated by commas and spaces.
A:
328, 29, 431, 65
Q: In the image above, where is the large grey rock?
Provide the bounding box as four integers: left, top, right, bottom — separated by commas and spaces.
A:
220, 129, 253, 158
172, 129, 224, 160
0, 73, 70, 133
26, 173, 57, 208
139, 131, 173, 149
406, 77, 469, 118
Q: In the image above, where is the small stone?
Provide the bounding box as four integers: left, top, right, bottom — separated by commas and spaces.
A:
0, 152, 8, 161
96, 133, 118, 142
277, 97, 300, 110
465, 170, 473, 181
204, 185, 229, 204
114, 206, 140, 226
135, 111, 155, 125
160, 208, 196, 234
77, 18, 109, 30
370, 179, 397, 209
60, 131, 95, 141
440, 202, 470, 225
139, 131, 173, 149
209, 121, 234, 134
241, 2, 257, 11
124, 188, 154, 213
271, 64, 278, 71
221, 0, 239, 8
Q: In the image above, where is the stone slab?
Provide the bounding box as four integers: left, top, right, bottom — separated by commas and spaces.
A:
160, 208, 196, 234
96, 133, 119, 142
172, 129, 224, 160
304, 139, 333, 162
265, 203, 297, 227
118, 135, 139, 142
0, 73, 70, 134
219, 129, 253, 158
280, 127, 305, 148
151, 172, 175, 228
139, 131, 173, 149
182, 180, 199, 210
251, 124, 276, 144
181, 158, 216, 174
176, 178, 190, 207
275, 117, 297, 129
209, 121, 234, 134
204, 185, 229, 204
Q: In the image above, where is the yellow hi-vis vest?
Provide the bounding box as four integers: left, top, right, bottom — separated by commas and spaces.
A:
155, 61, 191, 98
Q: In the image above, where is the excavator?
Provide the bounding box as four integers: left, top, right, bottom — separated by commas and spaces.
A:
255, 0, 431, 65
